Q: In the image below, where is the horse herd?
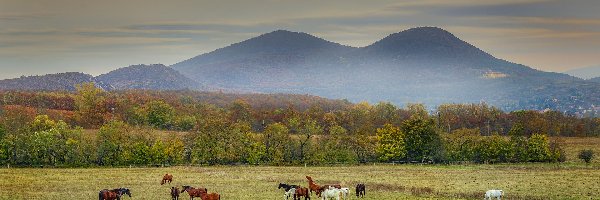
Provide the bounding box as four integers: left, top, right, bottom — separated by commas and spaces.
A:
278, 176, 366, 200
98, 173, 503, 200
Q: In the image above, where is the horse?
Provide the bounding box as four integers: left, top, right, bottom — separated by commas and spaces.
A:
307, 176, 342, 197
200, 192, 221, 200
355, 184, 365, 198
320, 186, 343, 200
99, 188, 131, 200
279, 183, 300, 192
171, 186, 180, 200
284, 187, 297, 200
162, 173, 173, 185
294, 186, 311, 200
181, 185, 208, 200
484, 190, 504, 200
339, 188, 350, 200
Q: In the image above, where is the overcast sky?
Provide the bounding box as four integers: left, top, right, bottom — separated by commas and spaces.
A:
1, 0, 599, 79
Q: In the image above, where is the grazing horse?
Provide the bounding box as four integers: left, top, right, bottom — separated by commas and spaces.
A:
162, 174, 173, 185
306, 176, 341, 197
99, 188, 131, 200
171, 187, 180, 200
200, 192, 221, 200
294, 187, 311, 200
355, 184, 365, 198
339, 188, 350, 200
484, 190, 503, 200
181, 186, 208, 200
320, 186, 343, 200
284, 187, 297, 200
279, 183, 300, 192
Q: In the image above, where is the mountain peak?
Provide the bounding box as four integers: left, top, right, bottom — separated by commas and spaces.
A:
365, 26, 492, 61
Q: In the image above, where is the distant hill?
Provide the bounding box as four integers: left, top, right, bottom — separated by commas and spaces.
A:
589, 77, 600, 83
0, 72, 111, 91
97, 64, 201, 90
172, 27, 599, 112
565, 65, 600, 79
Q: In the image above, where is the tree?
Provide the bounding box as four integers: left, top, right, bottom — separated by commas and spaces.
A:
401, 116, 442, 162
376, 124, 405, 162
96, 120, 130, 166
263, 123, 290, 165
578, 149, 594, 164
146, 100, 175, 129
527, 133, 552, 162
74, 83, 106, 128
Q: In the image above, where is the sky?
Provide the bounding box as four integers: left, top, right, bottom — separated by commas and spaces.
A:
1, 0, 599, 79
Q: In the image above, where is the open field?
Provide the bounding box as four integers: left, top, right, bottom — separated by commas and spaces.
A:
1, 163, 600, 200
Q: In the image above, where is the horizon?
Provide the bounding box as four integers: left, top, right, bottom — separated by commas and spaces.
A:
1, 0, 600, 79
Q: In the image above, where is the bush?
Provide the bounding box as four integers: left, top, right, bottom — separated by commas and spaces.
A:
578, 149, 595, 163
526, 133, 552, 162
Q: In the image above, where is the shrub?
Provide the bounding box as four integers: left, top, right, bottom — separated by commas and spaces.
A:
527, 133, 552, 162
578, 149, 595, 163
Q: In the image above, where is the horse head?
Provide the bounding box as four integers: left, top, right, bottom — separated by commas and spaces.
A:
306, 176, 312, 181
119, 188, 131, 198
278, 183, 284, 189
181, 185, 192, 193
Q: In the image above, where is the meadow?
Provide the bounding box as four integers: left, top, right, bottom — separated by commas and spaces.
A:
1, 163, 600, 200
0, 137, 598, 200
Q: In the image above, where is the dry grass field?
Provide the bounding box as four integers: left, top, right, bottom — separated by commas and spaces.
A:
1, 163, 600, 200
1, 136, 599, 200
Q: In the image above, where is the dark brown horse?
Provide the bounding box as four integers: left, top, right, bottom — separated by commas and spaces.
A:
181, 185, 208, 200
99, 188, 131, 200
162, 174, 173, 185
294, 186, 310, 200
200, 192, 221, 200
171, 186, 180, 200
356, 183, 366, 198
306, 176, 341, 197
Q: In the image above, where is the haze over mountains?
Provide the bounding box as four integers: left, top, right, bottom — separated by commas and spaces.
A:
565, 65, 600, 80
2, 27, 600, 113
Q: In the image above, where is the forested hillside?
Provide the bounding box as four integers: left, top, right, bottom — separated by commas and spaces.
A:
1, 85, 598, 167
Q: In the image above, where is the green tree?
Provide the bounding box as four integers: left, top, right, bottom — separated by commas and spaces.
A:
263, 123, 290, 165
376, 124, 405, 162
96, 121, 130, 166
578, 149, 594, 163
527, 133, 552, 162
401, 116, 442, 162
146, 100, 175, 129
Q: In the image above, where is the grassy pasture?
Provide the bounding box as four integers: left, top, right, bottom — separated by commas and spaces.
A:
1, 164, 600, 200
1, 136, 598, 200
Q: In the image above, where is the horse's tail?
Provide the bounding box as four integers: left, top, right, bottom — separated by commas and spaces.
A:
98, 191, 103, 200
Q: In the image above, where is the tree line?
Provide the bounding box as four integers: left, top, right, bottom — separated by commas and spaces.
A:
0, 83, 598, 166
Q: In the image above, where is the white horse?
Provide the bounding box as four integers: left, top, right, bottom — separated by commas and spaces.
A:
340, 188, 350, 200
484, 190, 503, 200
321, 186, 342, 200
284, 187, 297, 200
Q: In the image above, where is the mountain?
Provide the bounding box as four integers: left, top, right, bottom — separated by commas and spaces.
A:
173, 27, 598, 112
0, 72, 111, 91
97, 64, 201, 90
565, 65, 600, 79
589, 77, 600, 83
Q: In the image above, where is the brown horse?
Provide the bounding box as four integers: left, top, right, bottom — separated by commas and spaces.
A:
99, 188, 131, 200
162, 174, 173, 185
181, 185, 208, 200
306, 176, 341, 197
200, 192, 221, 200
294, 186, 310, 200
171, 187, 180, 200
306, 176, 321, 196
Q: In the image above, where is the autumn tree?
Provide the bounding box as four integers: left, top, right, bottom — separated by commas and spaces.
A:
74, 83, 106, 128
376, 124, 405, 162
